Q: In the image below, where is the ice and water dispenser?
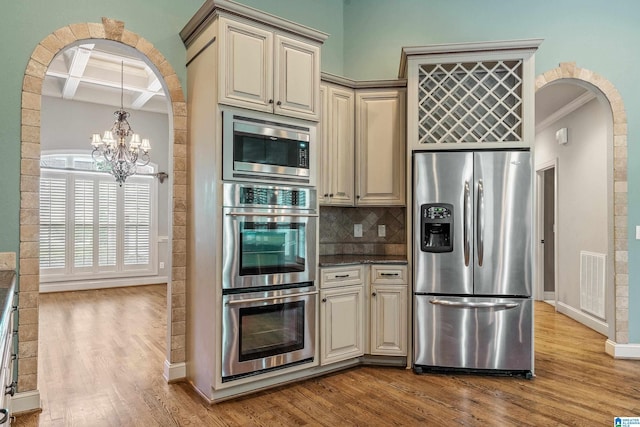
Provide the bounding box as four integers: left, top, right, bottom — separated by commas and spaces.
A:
420, 203, 453, 252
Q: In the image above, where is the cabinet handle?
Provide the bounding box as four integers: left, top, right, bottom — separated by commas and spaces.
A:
276, 100, 282, 106
0, 408, 8, 424
334, 274, 350, 278
321, 298, 327, 303
372, 292, 377, 297
380, 273, 399, 277
268, 99, 274, 104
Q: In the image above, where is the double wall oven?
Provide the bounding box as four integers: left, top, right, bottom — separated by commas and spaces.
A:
220, 182, 318, 382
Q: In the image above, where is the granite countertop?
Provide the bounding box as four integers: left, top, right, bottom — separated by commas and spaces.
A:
318, 254, 408, 267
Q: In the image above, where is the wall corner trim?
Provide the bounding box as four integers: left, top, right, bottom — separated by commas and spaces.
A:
605, 339, 640, 359
11, 390, 42, 415
163, 359, 186, 382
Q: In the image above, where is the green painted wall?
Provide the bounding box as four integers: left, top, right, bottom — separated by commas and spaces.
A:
342, 0, 640, 343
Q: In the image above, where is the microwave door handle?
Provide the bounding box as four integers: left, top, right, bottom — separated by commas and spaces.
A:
226, 211, 319, 218
226, 291, 318, 305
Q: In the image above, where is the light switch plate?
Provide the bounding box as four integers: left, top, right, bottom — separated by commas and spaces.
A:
354, 224, 363, 238
378, 225, 386, 237
636, 225, 640, 240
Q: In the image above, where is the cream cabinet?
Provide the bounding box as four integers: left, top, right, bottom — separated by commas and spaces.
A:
219, 17, 321, 121
319, 265, 365, 365
318, 83, 355, 205
355, 89, 406, 206
369, 265, 407, 356
319, 264, 408, 364
319, 77, 406, 206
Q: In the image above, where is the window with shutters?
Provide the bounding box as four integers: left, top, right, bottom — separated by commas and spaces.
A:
39, 154, 157, 282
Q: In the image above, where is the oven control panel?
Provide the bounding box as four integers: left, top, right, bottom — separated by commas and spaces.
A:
224, 183, 316, 210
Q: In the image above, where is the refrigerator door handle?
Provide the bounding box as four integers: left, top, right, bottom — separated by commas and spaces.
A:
429, 299, 519, 310
476, 179, 484, 267
463, 181, 471, 267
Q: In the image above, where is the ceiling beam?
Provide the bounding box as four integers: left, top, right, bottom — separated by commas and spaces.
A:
62, 44, 94, 100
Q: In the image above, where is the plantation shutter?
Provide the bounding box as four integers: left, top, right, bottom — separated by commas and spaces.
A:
40, 176, 67, 269
98, 180, 118, 267
124, 181, 151, 266
73, 179, 94, 268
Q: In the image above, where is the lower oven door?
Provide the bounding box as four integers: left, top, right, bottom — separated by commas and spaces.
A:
221, 285, 317, 382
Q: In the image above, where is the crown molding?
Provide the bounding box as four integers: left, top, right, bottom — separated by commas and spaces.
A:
535, 91, 597, 133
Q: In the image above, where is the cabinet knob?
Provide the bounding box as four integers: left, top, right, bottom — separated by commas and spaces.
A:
356, 195, 360, 199
322, 298, 327, 303
372, 292, 377, 297
324, 193, 329, 197
268, 99, 274, 104
276, 100, 282, 106
329, 193, 334, 198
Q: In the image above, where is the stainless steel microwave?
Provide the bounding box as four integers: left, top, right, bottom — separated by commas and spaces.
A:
222, 107, 316, 186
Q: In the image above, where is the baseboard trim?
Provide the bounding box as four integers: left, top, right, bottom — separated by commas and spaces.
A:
11, 390, 42, 415
40, 276, 169, 293
556, 301, 608, 335
543, 291, 555, 301
605, 339, 640, 359
163, 360, 186, 382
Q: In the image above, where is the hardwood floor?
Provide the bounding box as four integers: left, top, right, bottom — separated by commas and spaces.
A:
15, 285, 640, 426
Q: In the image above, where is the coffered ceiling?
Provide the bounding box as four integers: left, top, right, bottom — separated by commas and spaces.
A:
43, 42, 168, 114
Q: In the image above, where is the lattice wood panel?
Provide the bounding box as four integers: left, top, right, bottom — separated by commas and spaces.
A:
418, 60, 523, 144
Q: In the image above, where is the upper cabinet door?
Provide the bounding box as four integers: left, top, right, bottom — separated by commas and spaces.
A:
218, 18, 274, 113
274, 34, 320, 121
355, 89, 406, 206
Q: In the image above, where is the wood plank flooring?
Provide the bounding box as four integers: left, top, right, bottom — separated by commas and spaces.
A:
14, 285, 640, 426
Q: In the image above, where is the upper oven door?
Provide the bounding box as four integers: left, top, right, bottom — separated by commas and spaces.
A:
222, 207, 317, 289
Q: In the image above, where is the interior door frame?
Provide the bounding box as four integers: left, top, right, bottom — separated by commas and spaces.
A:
535, 158, 558, 303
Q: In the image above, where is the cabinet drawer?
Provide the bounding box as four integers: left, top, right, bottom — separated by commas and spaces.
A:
320, 265, 364, 288
370, 264, 407, 285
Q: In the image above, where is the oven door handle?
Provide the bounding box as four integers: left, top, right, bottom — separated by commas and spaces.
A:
226, 211, 318, 218
226, 291, 318, 305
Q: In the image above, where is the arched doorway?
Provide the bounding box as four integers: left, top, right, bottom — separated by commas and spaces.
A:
535, 62, 628, 353
17, 18, 187, 408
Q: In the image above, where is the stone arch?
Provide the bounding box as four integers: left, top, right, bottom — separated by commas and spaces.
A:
535, 62, 628, 345
19, 18, 187, 394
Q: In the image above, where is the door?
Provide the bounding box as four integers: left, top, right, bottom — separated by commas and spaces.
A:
413, 152, 473, 295
320, 285, 365, 365
370, 284, 407, 356
274, 34, 320, 120
543, 167, 556, 300
413, 295, 532, 371
355, 89, 406, 206
473, 151, 532, 297
219, 17, 273, 112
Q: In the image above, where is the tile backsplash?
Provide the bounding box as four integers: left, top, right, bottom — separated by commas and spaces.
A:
319, 206, 406, 256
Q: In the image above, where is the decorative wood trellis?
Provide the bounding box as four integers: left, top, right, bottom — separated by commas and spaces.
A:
417, 60, 523, 144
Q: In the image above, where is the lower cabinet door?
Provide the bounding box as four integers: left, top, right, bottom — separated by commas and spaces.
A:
320, 285, 364, 365
370, 284, 407, 356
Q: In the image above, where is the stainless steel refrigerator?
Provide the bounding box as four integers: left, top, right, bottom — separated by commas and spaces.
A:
413, 150, 533, 378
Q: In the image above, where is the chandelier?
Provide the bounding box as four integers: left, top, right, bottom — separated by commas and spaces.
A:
91, 61, 151, 186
